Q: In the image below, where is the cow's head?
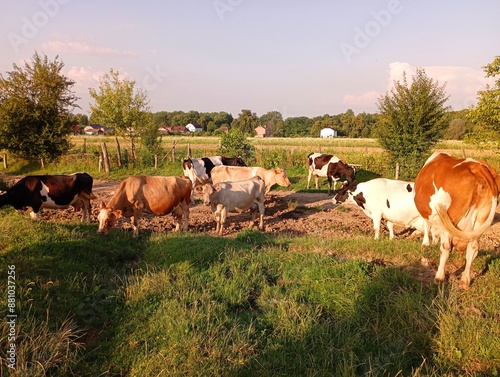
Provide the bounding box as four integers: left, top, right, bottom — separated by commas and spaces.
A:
333, 181, 358, 204
343, 162, 356, 183
275, 168, 291, 187
97, 201, 122, 235
196, 184, 218, 206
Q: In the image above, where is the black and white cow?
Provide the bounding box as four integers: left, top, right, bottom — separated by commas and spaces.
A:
0, 173, 95, 222
182, 156, 246, 193
333, 178, 437, 246
307, 152, 356, 195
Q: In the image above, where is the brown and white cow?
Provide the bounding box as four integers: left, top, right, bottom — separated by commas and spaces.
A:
307, 152, 356, 195
0, 173, 95, 222
333, 178, 437, 245
210, 165, 291, 195
182, 156, 246, 193
196, 176, 266, 236
414, 152, 500, 287
97, 176, 191, 237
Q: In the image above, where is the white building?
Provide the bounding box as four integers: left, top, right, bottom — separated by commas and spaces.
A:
186, 123, 203, 132
320, 127, 337, 138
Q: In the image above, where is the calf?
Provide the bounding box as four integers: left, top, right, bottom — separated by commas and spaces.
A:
182, 156, 246, 193
414, 152, 500, 287
333, 178, 435, 245
0, 173, 95, 222
307, 152, 356, 194
97, 176, 191, 237
197, 176, 266, 236
210, 165, 291, 194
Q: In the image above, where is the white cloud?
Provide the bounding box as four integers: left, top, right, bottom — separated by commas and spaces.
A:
42, 37, 137, 57
343, 61, 492, 112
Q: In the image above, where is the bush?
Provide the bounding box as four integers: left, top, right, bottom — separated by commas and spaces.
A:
218, 129, 255, 162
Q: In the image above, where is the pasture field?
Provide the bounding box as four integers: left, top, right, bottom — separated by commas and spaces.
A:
0, 137, 499, 376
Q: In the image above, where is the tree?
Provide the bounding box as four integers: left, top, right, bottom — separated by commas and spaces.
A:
467, 56, 500, 150
231, 109, 259, 135
260, 111, 284, 136
0, 52, 78, 163
89, 69, 153, 160
218, 128, 255, 162
377, 68, 450, 179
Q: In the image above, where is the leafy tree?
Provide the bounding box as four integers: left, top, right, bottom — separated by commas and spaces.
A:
467, 56, 500, 150
218, 128, 255, 162
0, 52, 78, 163
89, 69, 154, 160
260, 111, 284, 136
231, 109, 259, 135
377, 68, 450, 179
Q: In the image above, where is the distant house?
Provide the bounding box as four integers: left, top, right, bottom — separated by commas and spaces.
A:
158, 126, 170, 134
320, 128, 337, 138
186, 122, 203, 132
84, 124, 108, 136
255, 125, 271, 137
161, 126, 189, 134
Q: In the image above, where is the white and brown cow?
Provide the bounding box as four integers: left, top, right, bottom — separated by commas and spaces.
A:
182, 156, 246, 193
197, 176, 266, 236
0, 173, 95, 222
414, 152, 500, 287
333, 178, 436, 245
307, 152, 356, 195
210, 165, 291, 195
97, 176, 192, 237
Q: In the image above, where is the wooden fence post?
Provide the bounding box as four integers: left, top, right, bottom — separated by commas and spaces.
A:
98, 155, 103, 171
154, 154, 158, 169
101, 142, 110, 173
187, 143, 192, 158
83, 138, 87, 154
2, 153, 7, 169
115, 137, 122, 167
395, 163, 400, 180
461, 148, 466, 158
171, 140, 176, 162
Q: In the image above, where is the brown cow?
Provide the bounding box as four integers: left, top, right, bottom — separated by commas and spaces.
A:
210, 165, 291, 194
414, 152, 499, 287
97, 176, 191, 237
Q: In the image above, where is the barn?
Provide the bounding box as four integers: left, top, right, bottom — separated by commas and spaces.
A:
320, 128, 337, 138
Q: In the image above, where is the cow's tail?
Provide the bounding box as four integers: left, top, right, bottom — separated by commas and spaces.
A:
435, 198, 497, 241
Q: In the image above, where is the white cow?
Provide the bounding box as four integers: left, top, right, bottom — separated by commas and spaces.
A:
333, 178, 437, 245
197, 176, 266, 236
210, 165, 291, 195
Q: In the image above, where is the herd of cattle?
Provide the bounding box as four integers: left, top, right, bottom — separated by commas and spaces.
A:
1, 152, 499, 287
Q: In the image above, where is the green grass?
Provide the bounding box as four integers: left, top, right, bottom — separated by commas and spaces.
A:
1, 208, 499, 376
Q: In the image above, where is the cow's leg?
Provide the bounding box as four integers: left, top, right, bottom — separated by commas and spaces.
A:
435, 234, 452, 283
326, 176, 332, 195
314, 175, 320, 190
257, 201, 265, 230
307, 170, 313, 190
29, 211, 38, 220
460, 240, 478, 288
372, 214, 382, 239
82, 199, 91, 223
421, 222, 430, 247
218, 206, 227, 236
181, 201, 189, 231
214, 204, 224, 235
131, 209, 142, 237
387, 221, 395, 240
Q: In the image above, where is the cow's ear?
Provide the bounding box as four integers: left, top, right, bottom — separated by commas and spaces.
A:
113, 209, 122, 217
99, 201, 107, 209
215, 186, 222, 192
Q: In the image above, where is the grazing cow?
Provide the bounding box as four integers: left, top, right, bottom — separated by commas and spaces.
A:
0, 173, 95, 222
182, 156, 246, 192
210, 165, 291, 195
197, 176, 266, 236
97, 176, 191, 237
333, 178, 436, 245
414, 152, 500, 287
307, 152, 356, 195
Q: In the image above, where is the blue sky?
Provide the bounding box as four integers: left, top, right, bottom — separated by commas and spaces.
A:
1, 0, 499, 118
